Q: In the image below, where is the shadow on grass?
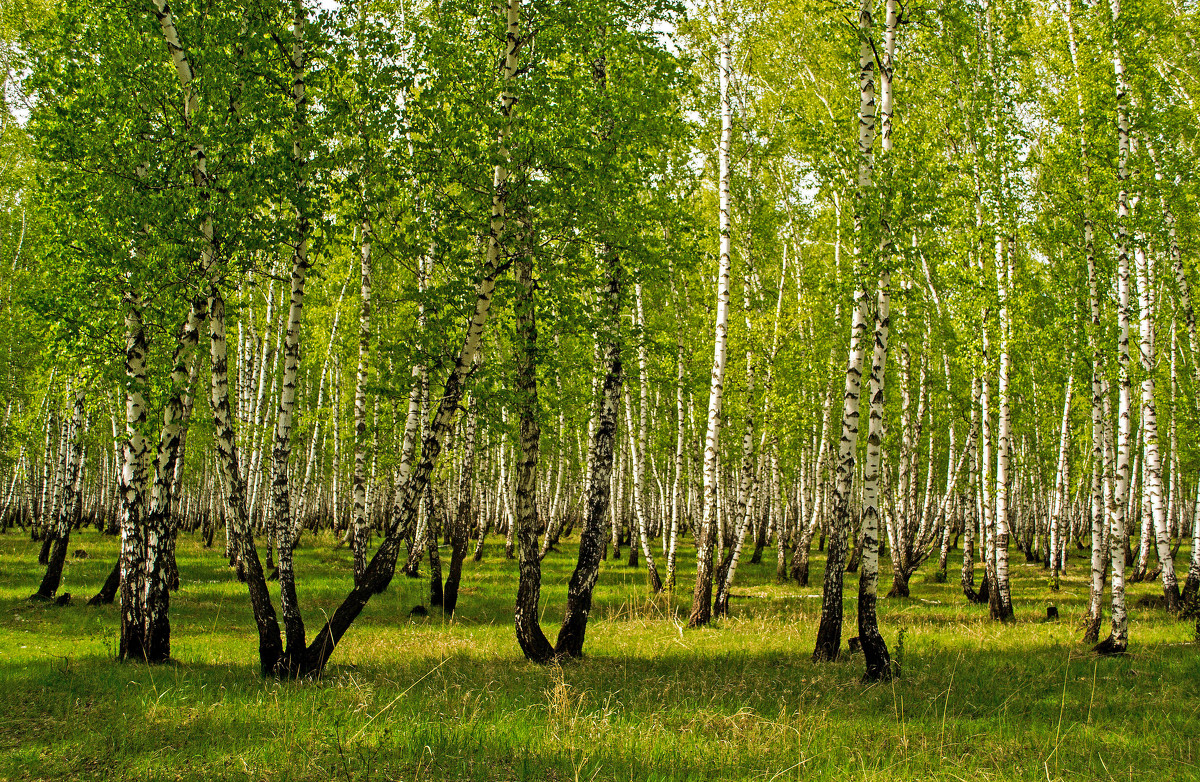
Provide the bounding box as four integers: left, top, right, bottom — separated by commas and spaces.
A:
2, 531, 1198, 781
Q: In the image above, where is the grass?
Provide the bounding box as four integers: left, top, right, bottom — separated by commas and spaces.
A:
1, 527, 1197, 781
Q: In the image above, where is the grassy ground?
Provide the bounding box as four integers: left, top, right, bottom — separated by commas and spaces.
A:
1, 527, 1197, 782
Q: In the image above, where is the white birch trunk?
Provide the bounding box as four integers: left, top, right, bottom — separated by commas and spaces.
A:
687, 5, 733, 628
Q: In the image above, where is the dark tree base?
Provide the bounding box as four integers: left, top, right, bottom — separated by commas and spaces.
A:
88, 562, 120, 605
886, 575, 910, 598
1093, 634, 1127, 656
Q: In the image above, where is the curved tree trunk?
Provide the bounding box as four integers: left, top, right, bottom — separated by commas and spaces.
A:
444, 389, 477, 617
208, 289, 285, 675
33, 383, 84, 602
556, 246, 622, 658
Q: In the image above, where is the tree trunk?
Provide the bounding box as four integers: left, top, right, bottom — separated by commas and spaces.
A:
33, 384, 85, 602
267, 4, 311, 675
814, 0, 875, 661
208, 288, 285, 675
556, 246, 623, 658
119, 296, 151, 660
859, 271, 892, 681
352, 221, 373, 584
1132, 244, 1179, 610
628, 283, 663, 592
1096, 0, 1132, 655
993, 237, 1014, 621
513, 223, 555, 659
687, 2, 733, 628
444, 389, 477, 617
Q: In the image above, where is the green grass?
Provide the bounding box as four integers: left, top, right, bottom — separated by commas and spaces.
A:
1, 528, 1197, 781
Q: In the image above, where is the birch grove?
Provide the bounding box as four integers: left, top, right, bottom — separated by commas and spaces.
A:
4, 0, 1200, 681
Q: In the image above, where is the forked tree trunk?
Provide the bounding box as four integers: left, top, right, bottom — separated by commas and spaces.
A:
813, 0, 874, 662
134, 298, 207, 662
208, 289, 285, 675
267, 3, 311, 674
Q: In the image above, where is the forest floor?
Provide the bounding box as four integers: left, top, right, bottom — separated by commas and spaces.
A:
0, 530, 1197, 782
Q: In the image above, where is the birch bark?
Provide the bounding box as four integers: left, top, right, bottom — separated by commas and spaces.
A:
687, 0, 733, 628
813, 0, 874, 662
1132, 245, 1179, 609
1096, 0, 1132, 654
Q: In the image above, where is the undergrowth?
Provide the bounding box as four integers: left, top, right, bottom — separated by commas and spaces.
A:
1, 530, 1196, 781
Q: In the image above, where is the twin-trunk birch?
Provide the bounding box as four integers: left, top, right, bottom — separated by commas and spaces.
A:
813, 0, 883, 665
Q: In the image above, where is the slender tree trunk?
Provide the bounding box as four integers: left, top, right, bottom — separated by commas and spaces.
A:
814, 0, 875, 662
993, 238, 1015, 621
792, 376, 833, 586
353, 220, 373, 584
630, 283, 663, 591
556, 246, 623, 658
859, 272, 892, 680
714, 277, 759, 616
1132, 244, 1179, 610
401, 255, 430, 576
687, 1, 733, 629
444, 388, 477, 616
1159, 173, 1200, 611
1050, 374, 1074, 592
1073, 0, 1107, 632
668, 294, 685, 590
119, 296, 151, 660
1096, 0, 1132, 654
33, 383, 84, 602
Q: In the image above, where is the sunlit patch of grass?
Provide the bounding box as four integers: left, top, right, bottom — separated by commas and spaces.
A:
1, 528, 1197, 781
